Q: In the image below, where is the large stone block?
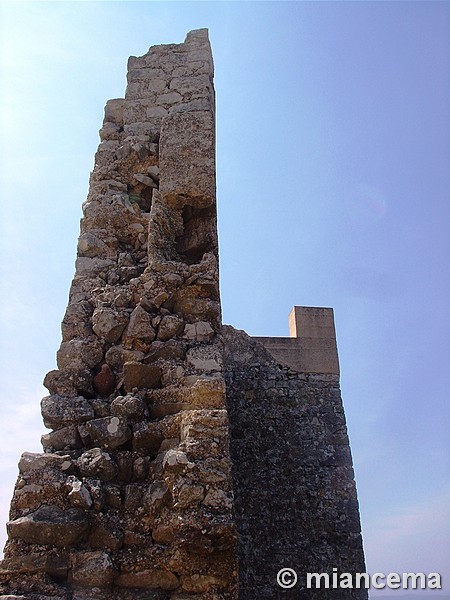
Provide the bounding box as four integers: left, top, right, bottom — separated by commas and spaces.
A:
7, 505, 90, 547
123, 362, 162, 392
159, 111, 215, 209
70, 551, 116, 586
41, 395, 94, 429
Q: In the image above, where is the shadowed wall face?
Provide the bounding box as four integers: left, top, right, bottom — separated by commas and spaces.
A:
223, 324, 367, 600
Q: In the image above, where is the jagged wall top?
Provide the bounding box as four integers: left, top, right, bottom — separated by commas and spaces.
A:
123, 28, 214, 126
1, 28, 237, 599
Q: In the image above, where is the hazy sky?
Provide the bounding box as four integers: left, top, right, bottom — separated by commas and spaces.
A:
0, 1, 449, 595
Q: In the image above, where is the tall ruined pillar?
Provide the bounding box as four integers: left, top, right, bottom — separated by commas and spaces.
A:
0, 29, 237, 600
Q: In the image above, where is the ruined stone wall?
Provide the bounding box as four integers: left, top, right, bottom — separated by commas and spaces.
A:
0, 29, 366, 600
223, 326, 367, 600
0, 29, 237, 600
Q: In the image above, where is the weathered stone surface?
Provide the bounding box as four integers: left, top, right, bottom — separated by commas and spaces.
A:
181, 574, 228, 593
143, 480, 171, 514
111, 394, 146, 419
61, 301, 93, 340
183, 321, 214, 342
7, 505, 90, 547
117, 569, 179, 590
57, 337, 104, 370
65, 476, 93, 509
224, 325, 366, 598
88, 521, 123, 551
105, 345, 144, 370
123, 362, 161, 392
132, 421, 164, 452
0, 554, 68, 578
71, 551, 116, 586
18, 452, 72, 475
43, 367, 94, 398
152, 524, 174, 545
160, 111, 215, 209
122, 305, 155, 350
77, 448, 117, 481
186, 345, 222, 372
85, 416, 132, 449
92, 308, 128, 343
174, 483, 205, 509
77, 232, 107, 258
144, 339, 187, 362
157, 314, 184, 341
41, 425, 82, 451
41, 395, 94, 429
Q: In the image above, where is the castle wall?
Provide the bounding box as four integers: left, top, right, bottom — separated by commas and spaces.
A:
0, 30, 366, 600
223, 320, 367, 599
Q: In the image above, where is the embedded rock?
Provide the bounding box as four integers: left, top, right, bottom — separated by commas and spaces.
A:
70, 551, 116, 586
77, 448, 117, 481
111, 394, 146, 419
84, 416, 132, 450
7, 505, 90, 547
41, 425, 82, 451
143, 480, 171, 514
92, 308, 128, 343
123, 362, 161, 392
41, 395, 94, 429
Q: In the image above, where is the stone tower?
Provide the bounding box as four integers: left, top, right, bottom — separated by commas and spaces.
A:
0, 30, 366, 600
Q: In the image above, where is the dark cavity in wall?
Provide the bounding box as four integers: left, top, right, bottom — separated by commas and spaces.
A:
176, 204, 216, 264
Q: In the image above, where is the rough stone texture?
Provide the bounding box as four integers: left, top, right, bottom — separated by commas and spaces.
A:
0, 28, 365, 600
223, 325, 366, 599
1, 29, 237, 600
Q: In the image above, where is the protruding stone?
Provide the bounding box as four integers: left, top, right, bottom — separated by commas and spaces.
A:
143, 480, 171, 514
77, 448, 117, 481
183, 321, 214, 342
92, 308, 128, 343
175, 484, 205, 509
157, 314, 185, 341
104, 98, 125, 125
122, 305, 156, 350
18, 452, 72, 475
66, 476, 93, 509
152, 524, 174, 545
0, 554, 69, 578
57, 337, 104, 370
7, 505, 90, 547
85, 416, 132, 450
132, 422, 164, 453
105, 345, 145, 371
162, 449, 190, 472
111, 394, 146, 419
41, 395, 94, 429
41, 425, 82, 451
71, 551, 116, 586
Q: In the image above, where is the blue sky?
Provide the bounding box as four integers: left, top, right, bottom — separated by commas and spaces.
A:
0, 1, 449, 593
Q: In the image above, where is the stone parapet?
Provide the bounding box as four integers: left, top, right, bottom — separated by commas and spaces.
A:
255, 306, 340, 376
